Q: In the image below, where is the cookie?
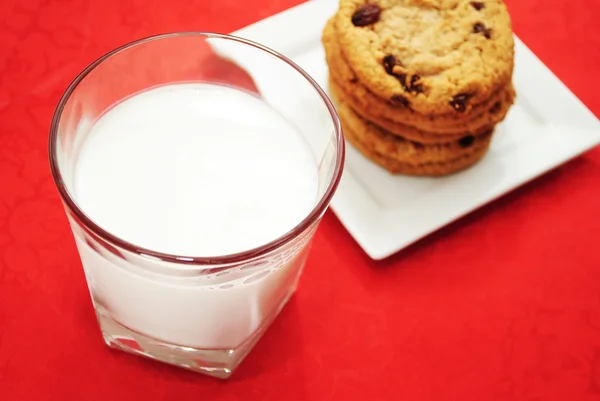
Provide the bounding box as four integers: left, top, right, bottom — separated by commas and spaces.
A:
329, 77, 496, 144
343, 121, 491, 176
322, 16, 515, 134
333, 0, 515, 115
332, 88, 493, 169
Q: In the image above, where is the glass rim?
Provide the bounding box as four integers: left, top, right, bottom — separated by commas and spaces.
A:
48, 31, 345, 266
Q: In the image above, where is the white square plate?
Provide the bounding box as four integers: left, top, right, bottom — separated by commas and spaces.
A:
230, 0, 600, 260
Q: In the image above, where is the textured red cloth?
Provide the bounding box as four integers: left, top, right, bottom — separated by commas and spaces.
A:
1, 0, 600, 399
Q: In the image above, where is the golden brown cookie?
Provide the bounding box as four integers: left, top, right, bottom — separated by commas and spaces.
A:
343, 121, 491, 176
333, 0, 515, 115
332, 89, 493, 175
322, 16, 515, 134
329, 78, 495, 144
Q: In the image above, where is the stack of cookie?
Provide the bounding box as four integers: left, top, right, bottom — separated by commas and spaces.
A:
323, 0, 516, 176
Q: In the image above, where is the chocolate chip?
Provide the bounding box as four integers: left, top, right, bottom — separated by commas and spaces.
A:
409, 74, 424, 94
390, 94, 410, 107
473, 22, 486, 33
395, 72, 408, 88
473, 22, 492, 39
489, 101, 501, 113
352, 3, 381, 27
470, 2, 485, 10
459, 135, 476, 148
382, 54, 408, 87
383, 55, 398, 75
350, 77, 359, 84
450, 93, 473, 112
383, 57, 424, 94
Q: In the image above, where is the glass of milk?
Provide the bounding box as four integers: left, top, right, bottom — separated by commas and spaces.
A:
48, 33, 344, 379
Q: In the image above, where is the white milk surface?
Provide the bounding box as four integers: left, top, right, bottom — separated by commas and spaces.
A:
72, 83, 319, 348
75, 83, 318, 256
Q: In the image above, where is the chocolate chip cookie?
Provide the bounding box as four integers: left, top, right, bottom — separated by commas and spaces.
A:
333, 0, 515, 115
322, 16, 516, 134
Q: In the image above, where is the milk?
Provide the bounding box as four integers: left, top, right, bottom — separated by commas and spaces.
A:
71, 83, 319, 349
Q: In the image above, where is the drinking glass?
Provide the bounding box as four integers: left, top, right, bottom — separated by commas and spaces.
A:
49, 32, 344, 379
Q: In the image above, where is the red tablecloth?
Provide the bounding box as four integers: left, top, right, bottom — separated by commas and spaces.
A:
1, 0, 600, 399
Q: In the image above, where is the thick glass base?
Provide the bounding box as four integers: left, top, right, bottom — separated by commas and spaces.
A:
95, 288, 295, 379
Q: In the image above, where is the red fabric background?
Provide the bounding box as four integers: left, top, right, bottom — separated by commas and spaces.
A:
1, 0, 600, 399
